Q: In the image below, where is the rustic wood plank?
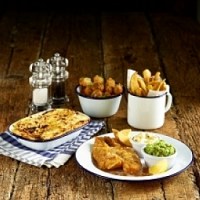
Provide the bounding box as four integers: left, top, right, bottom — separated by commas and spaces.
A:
42, 13, 104, 109
163, 168, 199, 200
0, 79, 30, 130
102, 12, 163, 80
150, 14, 200, 97
101, 12, 198, 200
11, 165, 49, 200
0, 10, 31, 191
151, 13, 200, 199
171, 97, 200, 190
101, 12, 164, 134
48, 160, 113, 200
111, 180, 164, 200
0, 78, 30, 200
66, 14, 104, 109
0, 156, 18, 200
40, 13, 112, 200
0, 12, 18, 78
101, 12, 165, 129
101, 12, 167, 200
101, 12, 175, 135
0, 10, 199, 200
7, 12, 49, 78
40, 13, 70, 58
0, 12, 50, 200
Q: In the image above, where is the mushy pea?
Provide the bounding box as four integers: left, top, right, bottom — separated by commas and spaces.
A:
144, 140, 176, 157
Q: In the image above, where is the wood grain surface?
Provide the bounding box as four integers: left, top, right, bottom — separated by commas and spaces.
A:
0, 10, 199, 200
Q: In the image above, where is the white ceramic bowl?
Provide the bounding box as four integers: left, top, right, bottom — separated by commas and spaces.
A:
129, 132, 160, 157
141, 140, 177, 170
75, 85, 124, 118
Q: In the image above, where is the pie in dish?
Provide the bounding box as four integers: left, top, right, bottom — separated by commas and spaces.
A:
9, 108, 90, 141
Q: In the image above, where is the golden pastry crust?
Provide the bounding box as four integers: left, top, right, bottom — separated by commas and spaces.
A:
10, 108, 90, 141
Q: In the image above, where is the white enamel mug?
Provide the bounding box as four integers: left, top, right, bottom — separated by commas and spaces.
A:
127, 91, 172, 130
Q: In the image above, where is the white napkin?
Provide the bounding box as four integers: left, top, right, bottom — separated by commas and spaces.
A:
0, 120, 104, 168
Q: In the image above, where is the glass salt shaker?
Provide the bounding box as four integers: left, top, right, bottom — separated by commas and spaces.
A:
29, 58, 52, 114
47, 53, 69, 107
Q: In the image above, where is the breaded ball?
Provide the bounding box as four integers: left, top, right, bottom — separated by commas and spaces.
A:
81, 86, 93, 96
114, 83, 123, 95
93, 75, 104, 84
92, 82, 104, 92
105, 85, 113, 95
79, 75, 123, 98
91, 89, 103, 97
79, 77, 92, 87
106, 78, 115, 88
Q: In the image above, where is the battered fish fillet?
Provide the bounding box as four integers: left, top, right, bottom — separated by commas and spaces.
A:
92, 137, 123, 170
92, 137, 142, 175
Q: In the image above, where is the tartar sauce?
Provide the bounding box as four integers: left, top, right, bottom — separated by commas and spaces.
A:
132, 132, 160, 144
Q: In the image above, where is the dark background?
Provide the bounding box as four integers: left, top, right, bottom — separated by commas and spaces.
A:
2, 0, 198, 18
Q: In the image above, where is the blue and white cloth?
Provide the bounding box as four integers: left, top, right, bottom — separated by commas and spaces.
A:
0, 120, 104, 168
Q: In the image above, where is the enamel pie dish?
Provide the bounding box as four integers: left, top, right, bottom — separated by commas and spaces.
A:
8, 108, 90, 151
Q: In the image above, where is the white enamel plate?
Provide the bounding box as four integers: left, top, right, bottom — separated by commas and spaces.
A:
75, 132, 193, 181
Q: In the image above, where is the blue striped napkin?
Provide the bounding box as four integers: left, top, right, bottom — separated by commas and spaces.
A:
0, 120, 104, 168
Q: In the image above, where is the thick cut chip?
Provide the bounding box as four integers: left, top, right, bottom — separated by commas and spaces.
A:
129, 69, 167, 96
130, 72, 139, 94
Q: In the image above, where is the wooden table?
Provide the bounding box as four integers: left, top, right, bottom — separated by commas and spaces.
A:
0, 10, 199, 200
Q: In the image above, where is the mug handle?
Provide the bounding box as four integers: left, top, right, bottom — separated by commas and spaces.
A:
165, 92, 172, 113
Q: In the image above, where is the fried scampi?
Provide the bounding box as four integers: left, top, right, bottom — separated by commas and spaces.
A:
79, 75, 123, 97
92, 136, 143, 176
